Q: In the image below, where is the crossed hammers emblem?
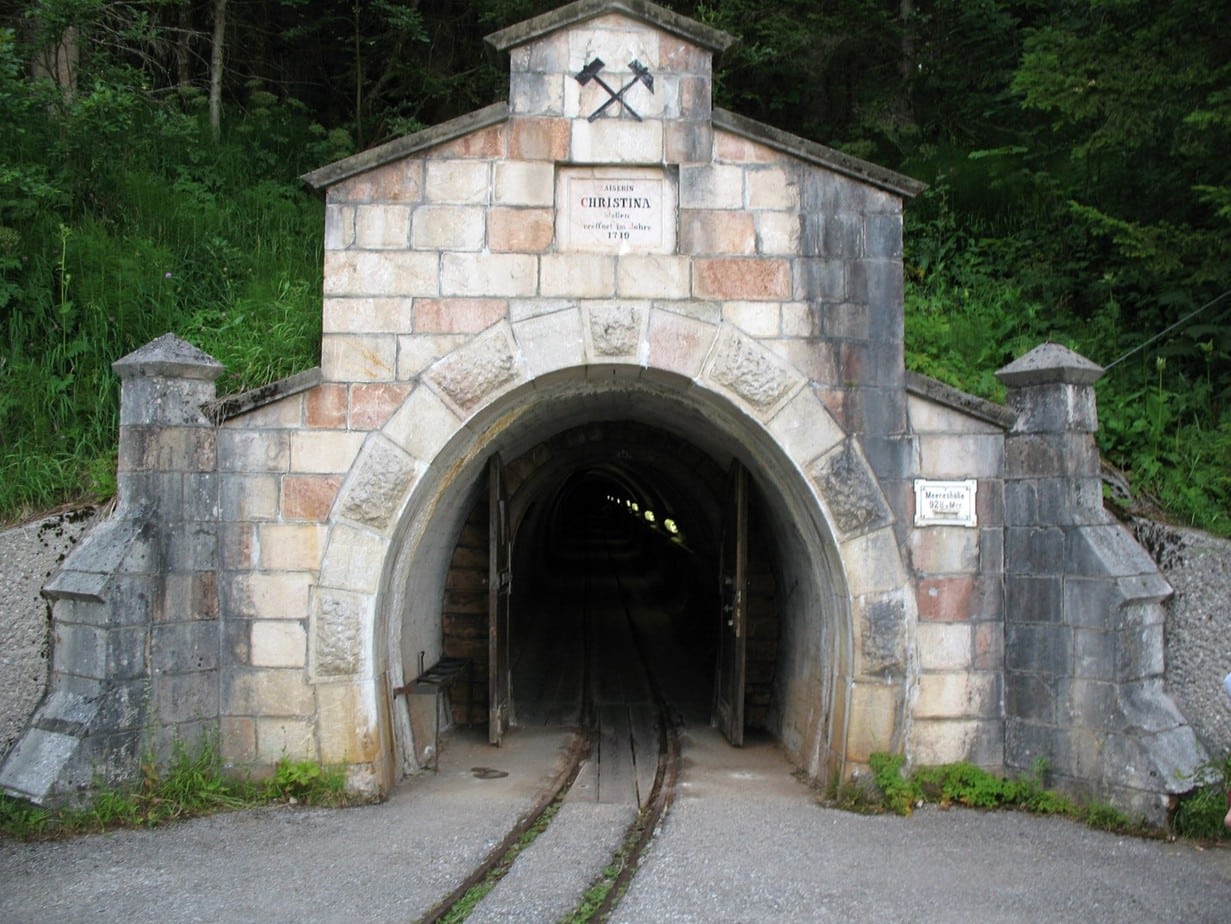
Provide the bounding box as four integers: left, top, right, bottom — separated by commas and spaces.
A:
575, 58, 654, 122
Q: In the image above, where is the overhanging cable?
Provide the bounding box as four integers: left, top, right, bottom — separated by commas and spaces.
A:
1104, 287, 1231, 370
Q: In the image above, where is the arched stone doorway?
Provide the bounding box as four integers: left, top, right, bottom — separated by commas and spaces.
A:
366, 364, 896, 789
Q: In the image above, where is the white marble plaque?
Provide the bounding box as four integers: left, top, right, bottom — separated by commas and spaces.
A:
914, 479, 978, 527
557, 167, 675, 253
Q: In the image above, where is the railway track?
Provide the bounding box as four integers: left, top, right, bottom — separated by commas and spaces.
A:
418, 532, 683, 923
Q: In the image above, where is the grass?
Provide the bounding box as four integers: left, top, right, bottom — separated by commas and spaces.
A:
435, 800, 562, 924
830, 752, 1231, 843
0, 740, 355, 841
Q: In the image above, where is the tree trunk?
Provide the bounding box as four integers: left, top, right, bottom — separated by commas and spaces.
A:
899, 0, 915, 123
176, 4, 194, 90
209, 0, 227, 142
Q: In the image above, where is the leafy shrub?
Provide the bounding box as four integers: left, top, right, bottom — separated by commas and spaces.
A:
1172, 753, 1231, 841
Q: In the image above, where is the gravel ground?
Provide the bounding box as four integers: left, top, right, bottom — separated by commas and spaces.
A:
2, 724, 1228, 924
614, 728, 1231, 924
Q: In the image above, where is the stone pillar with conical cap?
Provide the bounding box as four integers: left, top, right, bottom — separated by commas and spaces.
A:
997, 343, 1204, 823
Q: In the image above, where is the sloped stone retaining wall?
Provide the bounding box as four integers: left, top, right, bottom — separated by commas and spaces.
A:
0, 507, 101, 760
1137, 519, 1231, 758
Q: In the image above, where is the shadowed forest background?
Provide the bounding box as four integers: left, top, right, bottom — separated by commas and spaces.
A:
1, 0, 1228, 532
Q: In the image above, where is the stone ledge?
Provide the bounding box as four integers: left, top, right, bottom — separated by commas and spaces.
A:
204, 368, 323, 425
905, 370, 1016, 429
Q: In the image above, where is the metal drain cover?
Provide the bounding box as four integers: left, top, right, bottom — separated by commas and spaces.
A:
471, 766, 509, 780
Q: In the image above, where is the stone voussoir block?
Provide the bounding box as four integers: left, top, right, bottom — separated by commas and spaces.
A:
513, 305, 586, 378
383, 384, 462, 462
644, 306, 718, 379
337, 438, 419, 533
426, 324, 524, 414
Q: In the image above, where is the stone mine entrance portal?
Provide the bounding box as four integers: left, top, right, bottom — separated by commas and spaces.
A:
6, 0, 1203, 825
379, 376, 854, 786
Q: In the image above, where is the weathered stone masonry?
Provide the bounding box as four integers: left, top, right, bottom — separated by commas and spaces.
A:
0, 0, 1206, 823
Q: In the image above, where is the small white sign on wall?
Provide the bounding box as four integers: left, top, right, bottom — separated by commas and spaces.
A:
914, 479, 978, 527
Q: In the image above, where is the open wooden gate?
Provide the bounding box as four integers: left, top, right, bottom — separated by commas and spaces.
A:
488, 453, 512, 745
713, 460, 748, 746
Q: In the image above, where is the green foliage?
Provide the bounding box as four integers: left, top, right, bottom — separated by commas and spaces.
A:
265, 758, 347, 805
868, 752, 920, 816
1172, 752, 1231, 841
0, 740, 355, 841
0, 44, 324, 523
858, 753, 1140, 834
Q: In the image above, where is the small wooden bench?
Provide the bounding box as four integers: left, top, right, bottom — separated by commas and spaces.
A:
394, 655, 472, 770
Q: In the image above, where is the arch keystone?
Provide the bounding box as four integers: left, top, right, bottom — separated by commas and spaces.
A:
585, 303, 648, 359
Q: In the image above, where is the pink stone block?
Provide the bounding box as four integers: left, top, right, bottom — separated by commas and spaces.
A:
680, 209, 756, 255
488, 208, 555, 252
509, 118, 570, 161
331, 161, 423, 203
916, 576, 978, 622
693, 258, 791, 300
281, 475, 342, 520
305, 384, 347, 429
350, 382, 413, 430
414, 298, 508, 333
715, 132, 783, 165
429, 124, 505, 159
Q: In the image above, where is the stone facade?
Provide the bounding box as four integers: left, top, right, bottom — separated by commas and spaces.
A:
0, 1, 1206, 823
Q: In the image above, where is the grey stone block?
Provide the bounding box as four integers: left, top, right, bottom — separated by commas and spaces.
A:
865, 212, 903, 259
794, 258, 845, 302
1004, 673, 1057, 723
156, 672, 220, 725
1005, 622, 1070, 675
1061, 677, 1118, 729
153, 621, 219, 674
1072, 630, 1115, 681
821, 213, 863, 258
861, 435, 915, 480
1062, 576, 1119, 629
1004, 480, 1037, 526
1005, 526, 1065, 575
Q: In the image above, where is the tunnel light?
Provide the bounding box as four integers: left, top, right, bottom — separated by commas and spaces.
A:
643, 509, 655, 523
663, 518, 678, 534
630, 502, 639, 513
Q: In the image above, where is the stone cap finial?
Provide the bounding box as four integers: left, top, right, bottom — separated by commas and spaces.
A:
995, 342, 1104, 388
112, 333, 224, 381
